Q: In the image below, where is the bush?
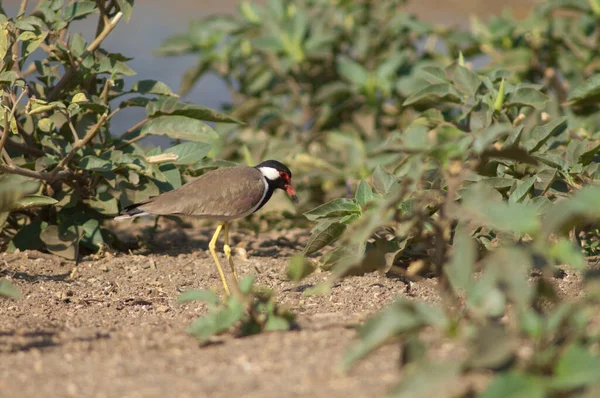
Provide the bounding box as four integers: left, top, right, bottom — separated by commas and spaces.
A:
160, 0, 600, 395
0, 1, 241, 258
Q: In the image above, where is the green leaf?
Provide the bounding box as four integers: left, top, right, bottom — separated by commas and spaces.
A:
524, 117, 568, 153
177, 289, 220, 305
506, 87, 549, 109
264, 316, 291, 331
472, 124, 513, 154
459, 183, 540, 235
467, 324, 517, 369
470, 101, 493, 131
140, 115, 218, 142
542, 186, 600, 237
445, 227, 475, 292
344, 298, 424, 369
19, 28, 48, 59
163, 142, 212, 165
389, 361, 462, 398
480, 373, 545, 398
287, 254, 315, 282
0, 174, 41, 213
508, 176, 536, 204
130, 80, 176, 96
403, 83, 462, 106
238, 275, 254, 294
178, 59, 211, 96
446, 63, 482, 97
239, 1, 262, 23
0, 71, 17, 85
119, 96, 151, 109
63, 1, 97, 21
246, 69, 274, 94
552, 344, 600, 390
79, 156, 113, 172
187, 299, 245, 342
39, 225, 84, 260
580, 142, 600, 166
549, 239, 585, 270
97, 57, 136, 76
11, 195, 57, 211
303, 221, 346, 256
375, 53, 406, 81
494, 78, 506, 111
320, 243, 365, 270
9, 221, 48, 252
70, 33, 87, 57
568, 73, 600, 107
146, 97, 243, 124
372, 166, 397, 195
85, 192, 119, 215
28, 100, 65, 115
80, 218, 104, 249
158, 163, 182, 190
15, 16, 44, 31
304, 198, 361, 221
0, 280, 21, 299
115, 0, 134, 22
355, 180, 373, 208
337, 56, 368, 86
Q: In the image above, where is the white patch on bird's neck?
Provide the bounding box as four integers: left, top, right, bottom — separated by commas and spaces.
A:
258, 166, 280, 181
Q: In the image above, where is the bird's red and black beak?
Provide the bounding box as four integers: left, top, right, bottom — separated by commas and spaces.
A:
279, 171, 299, 203
285, 183, 299, 203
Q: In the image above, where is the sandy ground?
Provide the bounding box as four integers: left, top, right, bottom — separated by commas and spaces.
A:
0, 220, 587, 398
0, 222, 421, 398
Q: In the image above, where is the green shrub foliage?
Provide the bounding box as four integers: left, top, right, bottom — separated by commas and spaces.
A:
160, 0, 600, 394
0, 1, 241, 257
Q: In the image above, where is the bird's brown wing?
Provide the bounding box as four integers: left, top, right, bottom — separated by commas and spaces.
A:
138, 166, 266, 220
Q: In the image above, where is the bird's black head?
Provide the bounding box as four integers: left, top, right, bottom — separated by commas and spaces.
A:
255, 160, 298, 203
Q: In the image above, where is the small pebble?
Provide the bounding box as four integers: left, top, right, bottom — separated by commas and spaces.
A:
235, 247, 248, 262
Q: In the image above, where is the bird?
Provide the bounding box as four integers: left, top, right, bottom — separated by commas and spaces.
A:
114, 160, 298, 296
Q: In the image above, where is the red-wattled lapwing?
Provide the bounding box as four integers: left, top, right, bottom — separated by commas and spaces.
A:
114, 160, 298, 295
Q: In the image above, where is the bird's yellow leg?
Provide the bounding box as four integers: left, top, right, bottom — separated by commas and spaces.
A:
223, 222, 239, 283
208, 223, 230, 296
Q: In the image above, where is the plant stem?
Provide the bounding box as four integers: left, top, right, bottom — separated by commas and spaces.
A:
0, 89, 28, 166
0, 163, 49, 180
115, 118, 149, 149
49, 113, 109, 181
47, 11, 123, 101
17, 0, 29, 17
0, 109, 12, 166
96, 0, 111, 33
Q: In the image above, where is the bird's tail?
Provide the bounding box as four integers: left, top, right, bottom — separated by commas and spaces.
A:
114, 202, 150, 221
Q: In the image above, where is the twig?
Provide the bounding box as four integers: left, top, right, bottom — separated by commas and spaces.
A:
17, 0, 29, 17
0, 163, 50, 180
100, 78, 112, 105
115, 118, 149, 149
47, 11, 123, 101
49, 113, 108, 180
96, 0, 111, 34
0, 109, 12, 166
18, 61, 41, 78
66, 113, 80, 142
10, 0, 30, 74
4, 138, 45, 157
0, 89, 28, 166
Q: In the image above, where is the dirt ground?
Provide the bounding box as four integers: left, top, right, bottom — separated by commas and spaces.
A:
0, 220, 586, 398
